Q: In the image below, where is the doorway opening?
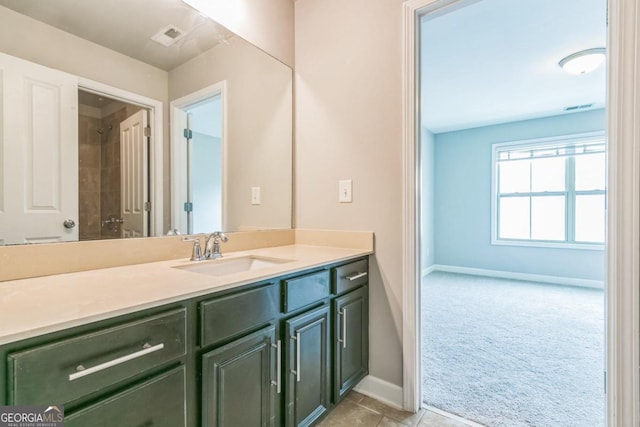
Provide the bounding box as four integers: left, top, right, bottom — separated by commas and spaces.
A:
77, 89, 152, 240
171, 82, 225, 235
418, 0, 606, 426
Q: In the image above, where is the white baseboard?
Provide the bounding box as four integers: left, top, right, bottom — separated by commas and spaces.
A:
423, 405, 485, 427
422, 264, 436, 278
430, 264, 604, 289
353, 375, 403, 410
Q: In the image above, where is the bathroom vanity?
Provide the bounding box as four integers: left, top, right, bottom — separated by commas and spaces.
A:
0, 244, 370, 426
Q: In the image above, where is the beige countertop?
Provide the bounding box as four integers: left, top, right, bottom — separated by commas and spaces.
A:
0, 244, 372, 346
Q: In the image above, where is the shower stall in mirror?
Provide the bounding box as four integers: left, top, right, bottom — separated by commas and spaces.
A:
78, 90, 151, 240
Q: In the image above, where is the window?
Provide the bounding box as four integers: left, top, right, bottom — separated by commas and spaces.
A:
492, 133, 605, 249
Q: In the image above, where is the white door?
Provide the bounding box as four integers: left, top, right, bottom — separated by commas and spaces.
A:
120, 110, 148, 238
0, 52, 78, 245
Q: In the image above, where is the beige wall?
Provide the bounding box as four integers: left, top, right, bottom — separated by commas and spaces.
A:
201, 0, 295, 68
169, 36, 293, 232
295, 0, 405, 386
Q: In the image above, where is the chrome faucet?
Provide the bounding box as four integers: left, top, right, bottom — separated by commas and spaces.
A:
205, 232, 229, 259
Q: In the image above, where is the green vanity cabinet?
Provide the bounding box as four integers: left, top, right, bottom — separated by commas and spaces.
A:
0, 304, 189, 426
199, 283, 279, 348
202, 326, 279, 427
283, 270, 330, 313
331, 258, 369, 402
284, 305, 331, 427
333, 286, 369, 400
200, 271, 332, 427
7, 308, 187, 406
65, 366, 187, 427
0, 256, 370, 427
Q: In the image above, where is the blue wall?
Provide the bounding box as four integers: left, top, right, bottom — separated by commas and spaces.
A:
192, 132, 222, 233
432, 109, 605, 281
421, 128, 435, 269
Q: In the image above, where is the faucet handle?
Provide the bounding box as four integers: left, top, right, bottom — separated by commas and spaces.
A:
182, 237, 204, 261
207, 231, 229, 243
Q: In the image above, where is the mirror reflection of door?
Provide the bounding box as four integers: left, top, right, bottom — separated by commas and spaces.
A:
77, 90, 150, 240
0, 52, 78, 245
181, 95, 223, 234
120, 109, 149, 238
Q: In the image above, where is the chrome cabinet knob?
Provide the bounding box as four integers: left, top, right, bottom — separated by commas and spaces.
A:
63, 219, 76, 229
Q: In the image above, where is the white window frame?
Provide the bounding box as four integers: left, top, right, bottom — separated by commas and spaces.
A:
491, 131, 606, 251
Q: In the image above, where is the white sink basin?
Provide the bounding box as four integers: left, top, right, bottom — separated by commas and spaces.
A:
174, 256, 294, 277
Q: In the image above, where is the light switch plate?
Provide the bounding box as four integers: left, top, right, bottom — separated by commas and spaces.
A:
251, 187, 261, 205
339, 180, 352, 203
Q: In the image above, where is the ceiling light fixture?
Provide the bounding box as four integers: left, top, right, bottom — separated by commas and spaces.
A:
559, 48, 606, 75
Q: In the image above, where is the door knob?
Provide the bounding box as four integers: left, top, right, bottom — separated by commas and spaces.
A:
63, 219, 76, 229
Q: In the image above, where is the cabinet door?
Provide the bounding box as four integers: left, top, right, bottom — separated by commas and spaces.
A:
65, 366, 186, 427
334, 287, 369, 400
285, 305, 330, 427
202, 326, 278, 427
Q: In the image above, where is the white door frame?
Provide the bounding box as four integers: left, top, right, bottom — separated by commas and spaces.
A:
77, 77, 164, 237
401, 1, 640, 426
170, 81, 227, 234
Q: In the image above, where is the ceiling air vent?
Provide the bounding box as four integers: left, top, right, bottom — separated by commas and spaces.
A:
151, 25, 186, 47
564, 103, 593, 111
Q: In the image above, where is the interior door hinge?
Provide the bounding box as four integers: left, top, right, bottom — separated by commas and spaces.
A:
144, 201, 151, 212
184, 202, 193, 213
183, 128, 193, 139
144, 126, 151, 137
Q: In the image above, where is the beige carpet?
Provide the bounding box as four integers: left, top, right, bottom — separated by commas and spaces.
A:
422, 272, 604, 427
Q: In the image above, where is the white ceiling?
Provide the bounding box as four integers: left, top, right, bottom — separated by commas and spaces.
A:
0, 0, 235, 71
421, 0, 607, 133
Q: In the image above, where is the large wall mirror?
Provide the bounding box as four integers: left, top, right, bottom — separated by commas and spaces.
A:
0, 0, 292, 245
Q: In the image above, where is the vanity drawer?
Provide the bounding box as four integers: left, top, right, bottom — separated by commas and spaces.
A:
283, 270, 330, 313
65, 366, 186, 427
200, 283, 278, 348
8, 308, 186, 405
333, 259, 369, 295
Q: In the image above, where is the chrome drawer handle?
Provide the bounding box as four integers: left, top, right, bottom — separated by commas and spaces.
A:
291, 332, 301, 382
68, 343, 164, 381
271, 340, 282, 394
337, 308, 347, 349
345, 272, 367, 281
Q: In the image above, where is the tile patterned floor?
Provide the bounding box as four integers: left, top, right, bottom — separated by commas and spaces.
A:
319, 391, 471, 427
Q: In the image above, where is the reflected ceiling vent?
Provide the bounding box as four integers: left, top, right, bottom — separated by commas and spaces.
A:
564, 104, 593, 111
151, 25, 186, 47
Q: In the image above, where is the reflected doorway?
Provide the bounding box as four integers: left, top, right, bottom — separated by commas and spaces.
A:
78, 90, 151, 240
184, 96, 223, 234
171, 82, 225, 235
